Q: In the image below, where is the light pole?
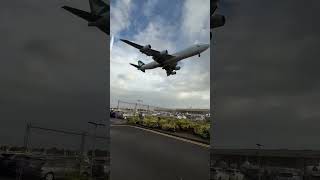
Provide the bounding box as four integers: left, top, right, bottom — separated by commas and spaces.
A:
137, 99, 143, 111
88, 121, 105, 179
256, 143, 263, 180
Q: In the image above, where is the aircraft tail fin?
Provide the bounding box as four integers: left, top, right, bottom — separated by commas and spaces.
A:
138, 60, 145, 66
130, 61, 145, 72
89, 0, 109, 15
62, 6, 100, 22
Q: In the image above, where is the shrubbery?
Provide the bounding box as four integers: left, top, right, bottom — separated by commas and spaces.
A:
193, 123, 210, 139
142, 116, 159, 128
127, 116, 140, 124
126, 115, 210, 139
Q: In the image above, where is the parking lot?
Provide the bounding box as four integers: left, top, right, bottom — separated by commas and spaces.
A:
0, 152, 109, 180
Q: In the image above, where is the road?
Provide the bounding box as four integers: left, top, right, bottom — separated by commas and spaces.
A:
110, 124, 210, 180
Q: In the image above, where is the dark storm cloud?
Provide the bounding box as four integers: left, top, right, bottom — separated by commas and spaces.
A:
212, 0, 320, 149
0, 0, 109, 148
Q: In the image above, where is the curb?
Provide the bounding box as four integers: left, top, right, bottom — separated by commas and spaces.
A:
112, 123, 210, 145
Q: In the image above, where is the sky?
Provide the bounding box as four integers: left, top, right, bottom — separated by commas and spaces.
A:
1, 0, 320, 151
110, 0, 211, 109
211, 0, 320, 149
0, 0, 109, 149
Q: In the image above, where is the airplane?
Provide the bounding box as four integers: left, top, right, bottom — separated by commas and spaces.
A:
211, 0, 225, 39
120, 39, 209, 76
62, 0, 110, 35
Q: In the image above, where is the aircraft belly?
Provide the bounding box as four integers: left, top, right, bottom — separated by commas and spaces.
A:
164, 57, 179, 64
144, 62, 160, 69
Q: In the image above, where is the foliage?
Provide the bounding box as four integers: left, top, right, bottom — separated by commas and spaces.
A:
127, 116, 140, 124
142, 116, 159, 128
193, 123, 210, 139
127, 115, 210, 139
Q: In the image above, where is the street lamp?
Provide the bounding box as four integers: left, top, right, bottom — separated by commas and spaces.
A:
137, 99, 143, 111
88, 121, 106, 178
256, 143, 264, 180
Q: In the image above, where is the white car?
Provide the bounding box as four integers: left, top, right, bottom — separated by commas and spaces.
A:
225, 168, 244, 180
211, 167, 229, 180
275, 172, 302, 180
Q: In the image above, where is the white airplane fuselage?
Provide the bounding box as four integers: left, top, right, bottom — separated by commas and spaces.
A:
140, 43, 209, 70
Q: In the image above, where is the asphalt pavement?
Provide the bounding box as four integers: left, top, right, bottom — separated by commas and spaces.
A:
110, 124, 210, 180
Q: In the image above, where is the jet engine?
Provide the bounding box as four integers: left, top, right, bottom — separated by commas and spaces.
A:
160, 50, 168, 55
175, 66, 181, 70
142, 44, 151, 50
211, 14, 225, 29
171, 71, 177, 75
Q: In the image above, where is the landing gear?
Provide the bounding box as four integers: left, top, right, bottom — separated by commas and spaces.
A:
198, 53, 201, 57
166, 70, 177, 76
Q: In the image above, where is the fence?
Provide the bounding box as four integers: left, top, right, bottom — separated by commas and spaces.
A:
115, 100, 170, 112
23, 123, 109, 157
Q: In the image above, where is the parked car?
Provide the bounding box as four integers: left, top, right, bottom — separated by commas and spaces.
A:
0, 153, 16, 175
40, 158, 90, 180
226, 168, 244, 180
211, 167, 229, 180
92, 157, 110, 180
275, 169, 302, 180
111, 111, 124, 119
15, 157, 45, 179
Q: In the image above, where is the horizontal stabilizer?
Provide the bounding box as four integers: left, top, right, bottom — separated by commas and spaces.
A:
130, 63, 145, 72
130, 63, 140, 69
62, 6, 100, 22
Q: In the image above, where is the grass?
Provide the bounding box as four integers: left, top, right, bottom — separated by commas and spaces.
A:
126, 115, 210, 139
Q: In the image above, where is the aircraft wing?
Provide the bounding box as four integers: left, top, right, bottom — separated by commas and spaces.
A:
62, 6, 101, 22
120, 39, 174, 64
211, 0, 218, 16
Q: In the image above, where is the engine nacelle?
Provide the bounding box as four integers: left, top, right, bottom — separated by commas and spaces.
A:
171, 71, 177, 75
210, 14, 225, 29
142, 44, 151, 50
175, 66, 181, 70
160, 50, 168, 55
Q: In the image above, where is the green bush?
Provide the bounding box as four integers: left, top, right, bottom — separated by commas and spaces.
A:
160, 121, 178, 132
142, 116, 159, 128
193, 123, 210, 139
127, 116, 140, 124
128, 115, 211, 139
158, 118, 168, 126
176, 119, 193, 131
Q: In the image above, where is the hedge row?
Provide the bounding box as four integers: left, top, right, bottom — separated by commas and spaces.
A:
127, 116, 210, 139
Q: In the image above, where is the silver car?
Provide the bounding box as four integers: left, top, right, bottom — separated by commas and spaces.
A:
225, 168, 244, 180
40, 158, 90, 180
211, 167, 229, 180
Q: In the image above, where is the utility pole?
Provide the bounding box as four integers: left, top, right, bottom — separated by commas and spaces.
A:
80, 132, 86, 157
256, 143, 263, 180
134, 103, 137, 115
88, 121, 106, 179
23, 123, 31, 153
